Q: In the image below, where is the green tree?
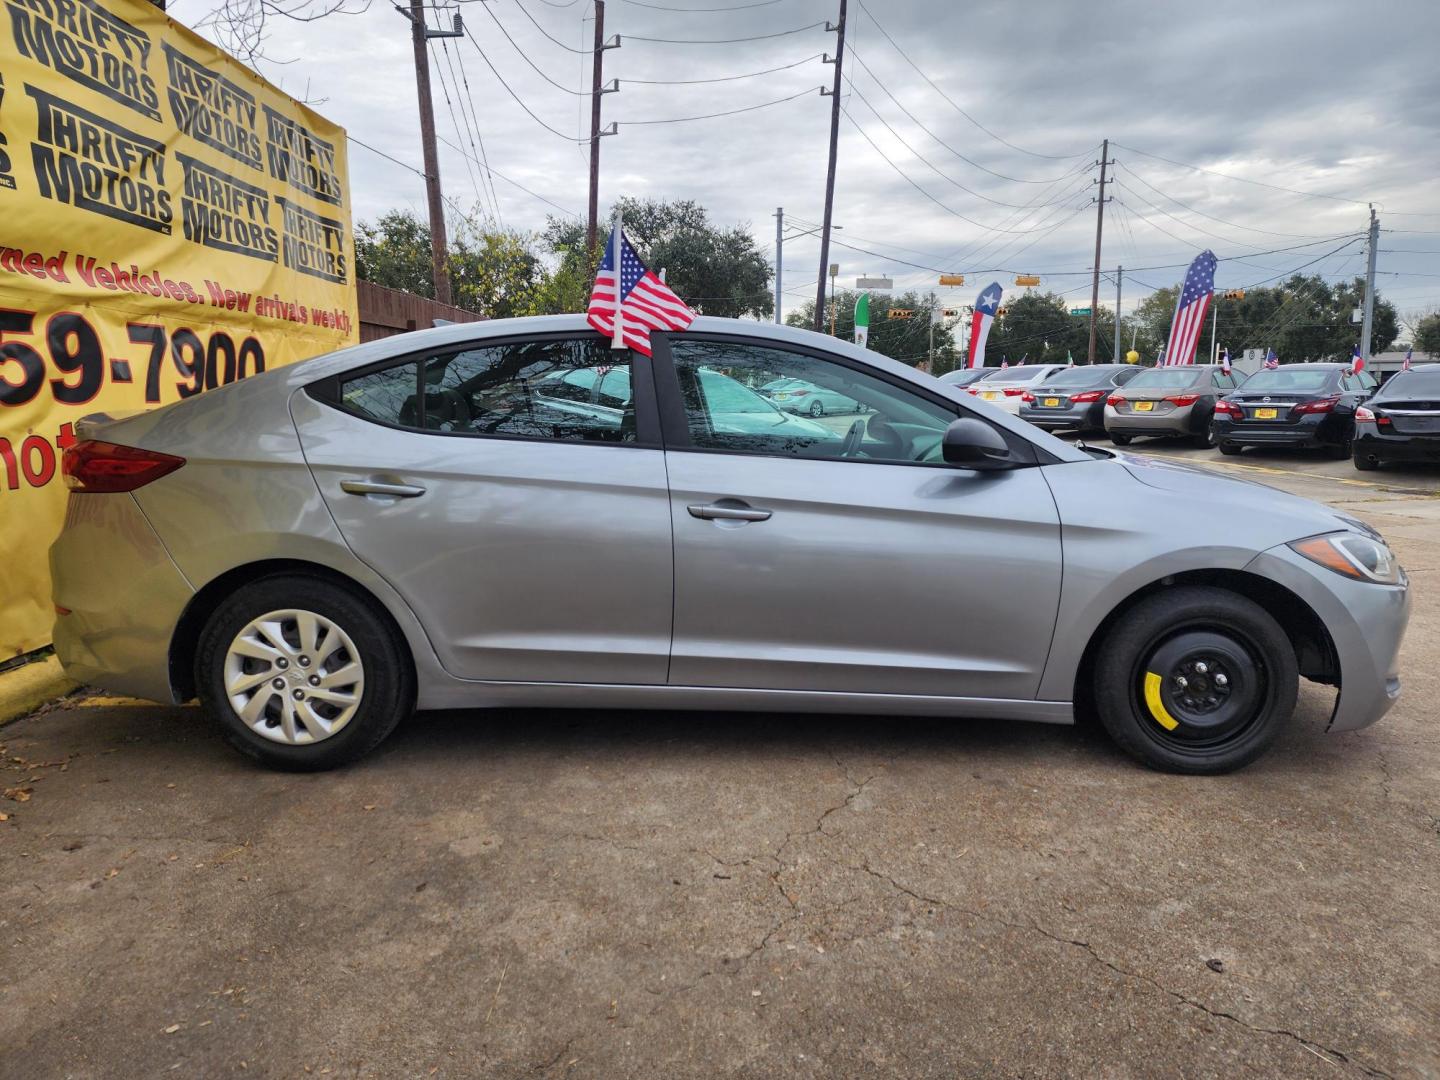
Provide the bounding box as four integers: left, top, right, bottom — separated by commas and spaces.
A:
542, 197, 773, 320
1415, 314, 1440, 358
784, 290, 954, 367
354, 209, 433, 297
986, 291, 1118, 367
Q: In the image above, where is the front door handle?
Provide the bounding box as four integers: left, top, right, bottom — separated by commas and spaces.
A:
688, 502, 772, 522
341, 479, 427, 498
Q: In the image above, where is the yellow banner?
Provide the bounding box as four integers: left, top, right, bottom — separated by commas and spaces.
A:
0, 0, 357, 657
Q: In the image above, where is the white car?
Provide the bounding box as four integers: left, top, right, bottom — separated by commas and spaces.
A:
966, 365, 1070, 415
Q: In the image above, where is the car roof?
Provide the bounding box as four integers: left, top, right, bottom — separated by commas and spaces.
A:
1257, 363, 1346, 371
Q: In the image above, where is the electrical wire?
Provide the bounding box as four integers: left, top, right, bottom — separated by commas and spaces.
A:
1116, 162, 1336, 240
431, 41, 488, 219
619, 85, 823, 125
476, 0, 589, 94
463, 23, 589, 141
845, 45, 1086, 185
621, 0, 784, 9
853, 0, 1090, 161
620, 53, 821, 85
437, 134, 583, 218
1110, 142, 1371, 207
623, 20, 824, 43
446, 40, 504, 221
509, 0, 592, 53
348, 134, 431, 178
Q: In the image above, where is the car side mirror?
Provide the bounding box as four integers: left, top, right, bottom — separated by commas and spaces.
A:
942, 418, 1016, 471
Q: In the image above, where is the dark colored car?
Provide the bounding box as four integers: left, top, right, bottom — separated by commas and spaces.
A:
1352, 364, 1440, 470
1212, 363, 1376, 458
1018, 364, 1142, 434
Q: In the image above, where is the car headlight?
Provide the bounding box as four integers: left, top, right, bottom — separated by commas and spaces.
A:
1289, 532, 1403, 585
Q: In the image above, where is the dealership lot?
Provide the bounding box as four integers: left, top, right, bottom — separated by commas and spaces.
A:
2, 448, 1437, 1078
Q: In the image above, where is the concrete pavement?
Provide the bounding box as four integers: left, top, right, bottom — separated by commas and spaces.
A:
1, 452, 1437, 1079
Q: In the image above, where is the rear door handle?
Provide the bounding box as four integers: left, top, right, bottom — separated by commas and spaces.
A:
341, 479, 427, 498
688, 502, 772, 522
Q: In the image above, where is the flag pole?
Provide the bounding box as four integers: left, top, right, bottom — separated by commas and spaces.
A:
610, 208, 624, 351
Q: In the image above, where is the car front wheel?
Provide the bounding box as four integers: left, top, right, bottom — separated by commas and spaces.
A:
809, 400, 825, 417
196, 574, 414, 770
1093, 586, 1297, 774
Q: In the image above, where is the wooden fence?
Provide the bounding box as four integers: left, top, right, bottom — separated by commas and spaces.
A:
357, 280, 484, 343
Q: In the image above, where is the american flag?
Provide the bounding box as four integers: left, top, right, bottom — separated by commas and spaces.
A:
1350, 344, 1365, 375
1162, 250, 1218, 366
1403, 346, 1413, 371
1264, 348, 1279, 370
586, 226, 695, 356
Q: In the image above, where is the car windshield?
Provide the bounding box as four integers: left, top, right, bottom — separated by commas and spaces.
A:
1040, 366, 1118, 388
979, 367, 1043, 384
698, 369, 783, 414
1238, 369, 1333, 393
1125, 368, 1206, 390
1376, 369, 1440, 400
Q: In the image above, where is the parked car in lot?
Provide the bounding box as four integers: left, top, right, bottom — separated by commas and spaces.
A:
937, 368, 991, 389
966, 364, 1070, 415
52, 316, 1408, 775
1211, 363, 1375, 458
1018, 364, 1142, 434
760, 376, 863, 416
1104, 364, 1237, 447
1352, 363, 1440, 470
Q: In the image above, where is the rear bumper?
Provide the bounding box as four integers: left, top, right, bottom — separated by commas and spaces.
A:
1213, 413, 1334, 448
1019, 402, 1104, 430
1104, 404, 1202, 437
1245, 544, 1409, 732
1354, 428, 1440, 463
49, 493, 194, 703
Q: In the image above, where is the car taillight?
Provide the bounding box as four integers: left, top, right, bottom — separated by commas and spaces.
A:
789, 389, 809, 396
1020, 391, 1035, 403
1213, 400, 1241, 417
1107, 395, 1125, 406
1165, 393, 1201, 407
1291, 395, 1340, 415
1355, 405, 1390, 425
966, 387, 979, 395
1003, 387, 1025, 397
1070, 390, 1104, 403
62, 440, 185, 493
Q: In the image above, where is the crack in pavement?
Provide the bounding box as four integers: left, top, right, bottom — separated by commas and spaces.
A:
852, 863, 1393, 1079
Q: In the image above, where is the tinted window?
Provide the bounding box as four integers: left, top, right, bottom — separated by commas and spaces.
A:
1239, 369, 1333, 393
1125, 368, 1208, 390
671, 339, 960, 464
1040, 366, 1122, 388
338, 338, 637, 443
1114, 367, 1142, 385
1214, 371, 1237, 389
1375, 369, 1440, 400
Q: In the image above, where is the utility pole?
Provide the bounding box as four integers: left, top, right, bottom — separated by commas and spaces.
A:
814, 0, 847, 332
585, 2, 620, 265
828, 262, 839, 335
773, 207, 784, 324
1087, 138, 1112, 363
401, 0, 462, 305
927, 292, 936, 372
1361, 204, 1380, 361
1114, 266, 1122, 364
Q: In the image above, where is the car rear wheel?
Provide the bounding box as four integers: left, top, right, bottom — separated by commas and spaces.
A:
1218, 441, 1243, 456
1192, 427, 1216, 449
1093, 587, 1297, 774
1109, 433, 1132, 446
809, 400, 824, 417
1326, 437, 1352, 460
196, 575, 414, 770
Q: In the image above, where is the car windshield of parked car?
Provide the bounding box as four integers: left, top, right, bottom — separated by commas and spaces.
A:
1375, 369, 1440, 400
1040, 366, 1118, 388
1238, 369, 1332, 393
979, 367, 1043, 384
938, 369, 986, 386
698, 369, 785, 415
1124, 368, 1205, 390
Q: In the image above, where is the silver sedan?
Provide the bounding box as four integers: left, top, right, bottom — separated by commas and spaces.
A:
51, 316, 1409, 774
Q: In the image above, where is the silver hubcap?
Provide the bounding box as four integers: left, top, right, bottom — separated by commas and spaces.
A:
223, 608, 364, 745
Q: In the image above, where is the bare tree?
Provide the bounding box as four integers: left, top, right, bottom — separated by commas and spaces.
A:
191, 0, 375, 73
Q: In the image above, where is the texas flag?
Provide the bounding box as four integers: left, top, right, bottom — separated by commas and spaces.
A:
966, 282, 1003, 369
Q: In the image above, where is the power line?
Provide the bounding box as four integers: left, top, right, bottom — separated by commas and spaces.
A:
624, 20, 824, 43
476, 0, 588, 95
620, 85, 823, 125
1116, 162, 1336, 240
853, 0, 1089, 161
509, 0, 592, 53
431, 41, 488, 218
620, 0, 784, 9
463, 23, 588, 141
437, 134, 582, 218
445, 39, 503, 221
348, 133, 431, 178
845, 45, 1085, 185
620, 53, 821, 84
1113, 178, 1285, 255
1110, 142, 1372, 207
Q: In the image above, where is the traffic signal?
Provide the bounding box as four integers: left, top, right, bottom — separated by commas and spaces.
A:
1014, 275, 1040, 287
996, 307, 1009, 317
1222, 290, 1246, 300
942, 308, 960, 318
887, 308, 914, 319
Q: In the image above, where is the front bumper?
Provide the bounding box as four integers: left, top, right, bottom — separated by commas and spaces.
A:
49, 493, 194, 703
1245, 543, 1409, 732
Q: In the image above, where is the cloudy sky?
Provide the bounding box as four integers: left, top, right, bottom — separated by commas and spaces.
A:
175, 0, 1440, 327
